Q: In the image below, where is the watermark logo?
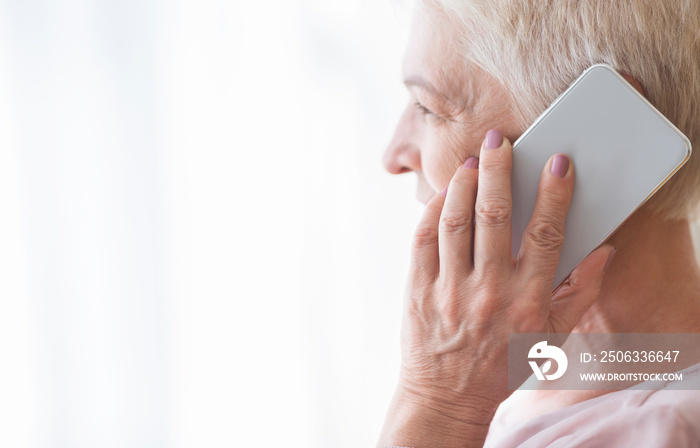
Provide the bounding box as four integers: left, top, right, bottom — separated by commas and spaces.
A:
528, 341, 568, 380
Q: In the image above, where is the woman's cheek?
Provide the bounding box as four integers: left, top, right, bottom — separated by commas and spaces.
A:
425, 128, 474, 188
419, 136, 452, 190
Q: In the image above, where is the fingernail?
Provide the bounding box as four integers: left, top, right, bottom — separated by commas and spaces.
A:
603, 248, 617, 272
462, 156, 479, 170
440, 187, 448, 197
484, 129, 503, 149
550, 154, 569, 178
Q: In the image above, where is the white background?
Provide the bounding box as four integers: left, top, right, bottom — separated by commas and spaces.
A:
0, 0, 420, 447
2, 1, 700, 447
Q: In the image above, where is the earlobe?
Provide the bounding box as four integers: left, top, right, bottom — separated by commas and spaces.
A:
620, 71, 646, 97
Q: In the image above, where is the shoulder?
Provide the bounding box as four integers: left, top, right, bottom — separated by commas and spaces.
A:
486, 373, 700, 448
569, 398, 700, 447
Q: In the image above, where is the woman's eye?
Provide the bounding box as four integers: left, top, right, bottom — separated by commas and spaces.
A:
413, 101, 439, 119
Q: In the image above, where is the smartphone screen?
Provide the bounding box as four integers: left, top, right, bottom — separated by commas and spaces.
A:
510, 64, 691, 289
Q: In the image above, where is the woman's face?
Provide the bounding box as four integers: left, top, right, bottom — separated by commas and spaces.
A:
383, 4, 521, 204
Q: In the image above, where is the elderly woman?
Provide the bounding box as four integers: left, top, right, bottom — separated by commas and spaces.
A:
377, 0, 700, 447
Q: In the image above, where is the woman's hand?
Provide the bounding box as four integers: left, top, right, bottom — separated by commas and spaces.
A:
378, 130, 616, 448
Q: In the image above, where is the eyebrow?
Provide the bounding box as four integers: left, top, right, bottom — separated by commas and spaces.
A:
404, 73, 477, 114
403, 75, 445, 99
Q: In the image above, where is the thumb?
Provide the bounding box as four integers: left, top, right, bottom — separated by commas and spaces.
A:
548, 244, 616, 333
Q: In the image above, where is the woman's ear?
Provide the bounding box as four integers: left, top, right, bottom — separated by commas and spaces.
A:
620, 71, 646, 97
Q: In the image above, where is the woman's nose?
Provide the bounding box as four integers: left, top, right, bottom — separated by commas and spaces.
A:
383, 109, 422, 175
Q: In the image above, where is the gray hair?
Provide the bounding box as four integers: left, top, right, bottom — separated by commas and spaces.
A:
432, 0, 700, 220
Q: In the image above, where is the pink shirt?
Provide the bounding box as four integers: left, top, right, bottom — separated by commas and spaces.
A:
384, 363, 700, 447
484, 362, 700, 447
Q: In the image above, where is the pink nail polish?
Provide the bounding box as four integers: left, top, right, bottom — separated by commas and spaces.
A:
550, 154, 569, 178
484, 129, 503, 149
462, 156, 479, 170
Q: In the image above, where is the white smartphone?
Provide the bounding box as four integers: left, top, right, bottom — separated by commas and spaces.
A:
511, 63, 691, 290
